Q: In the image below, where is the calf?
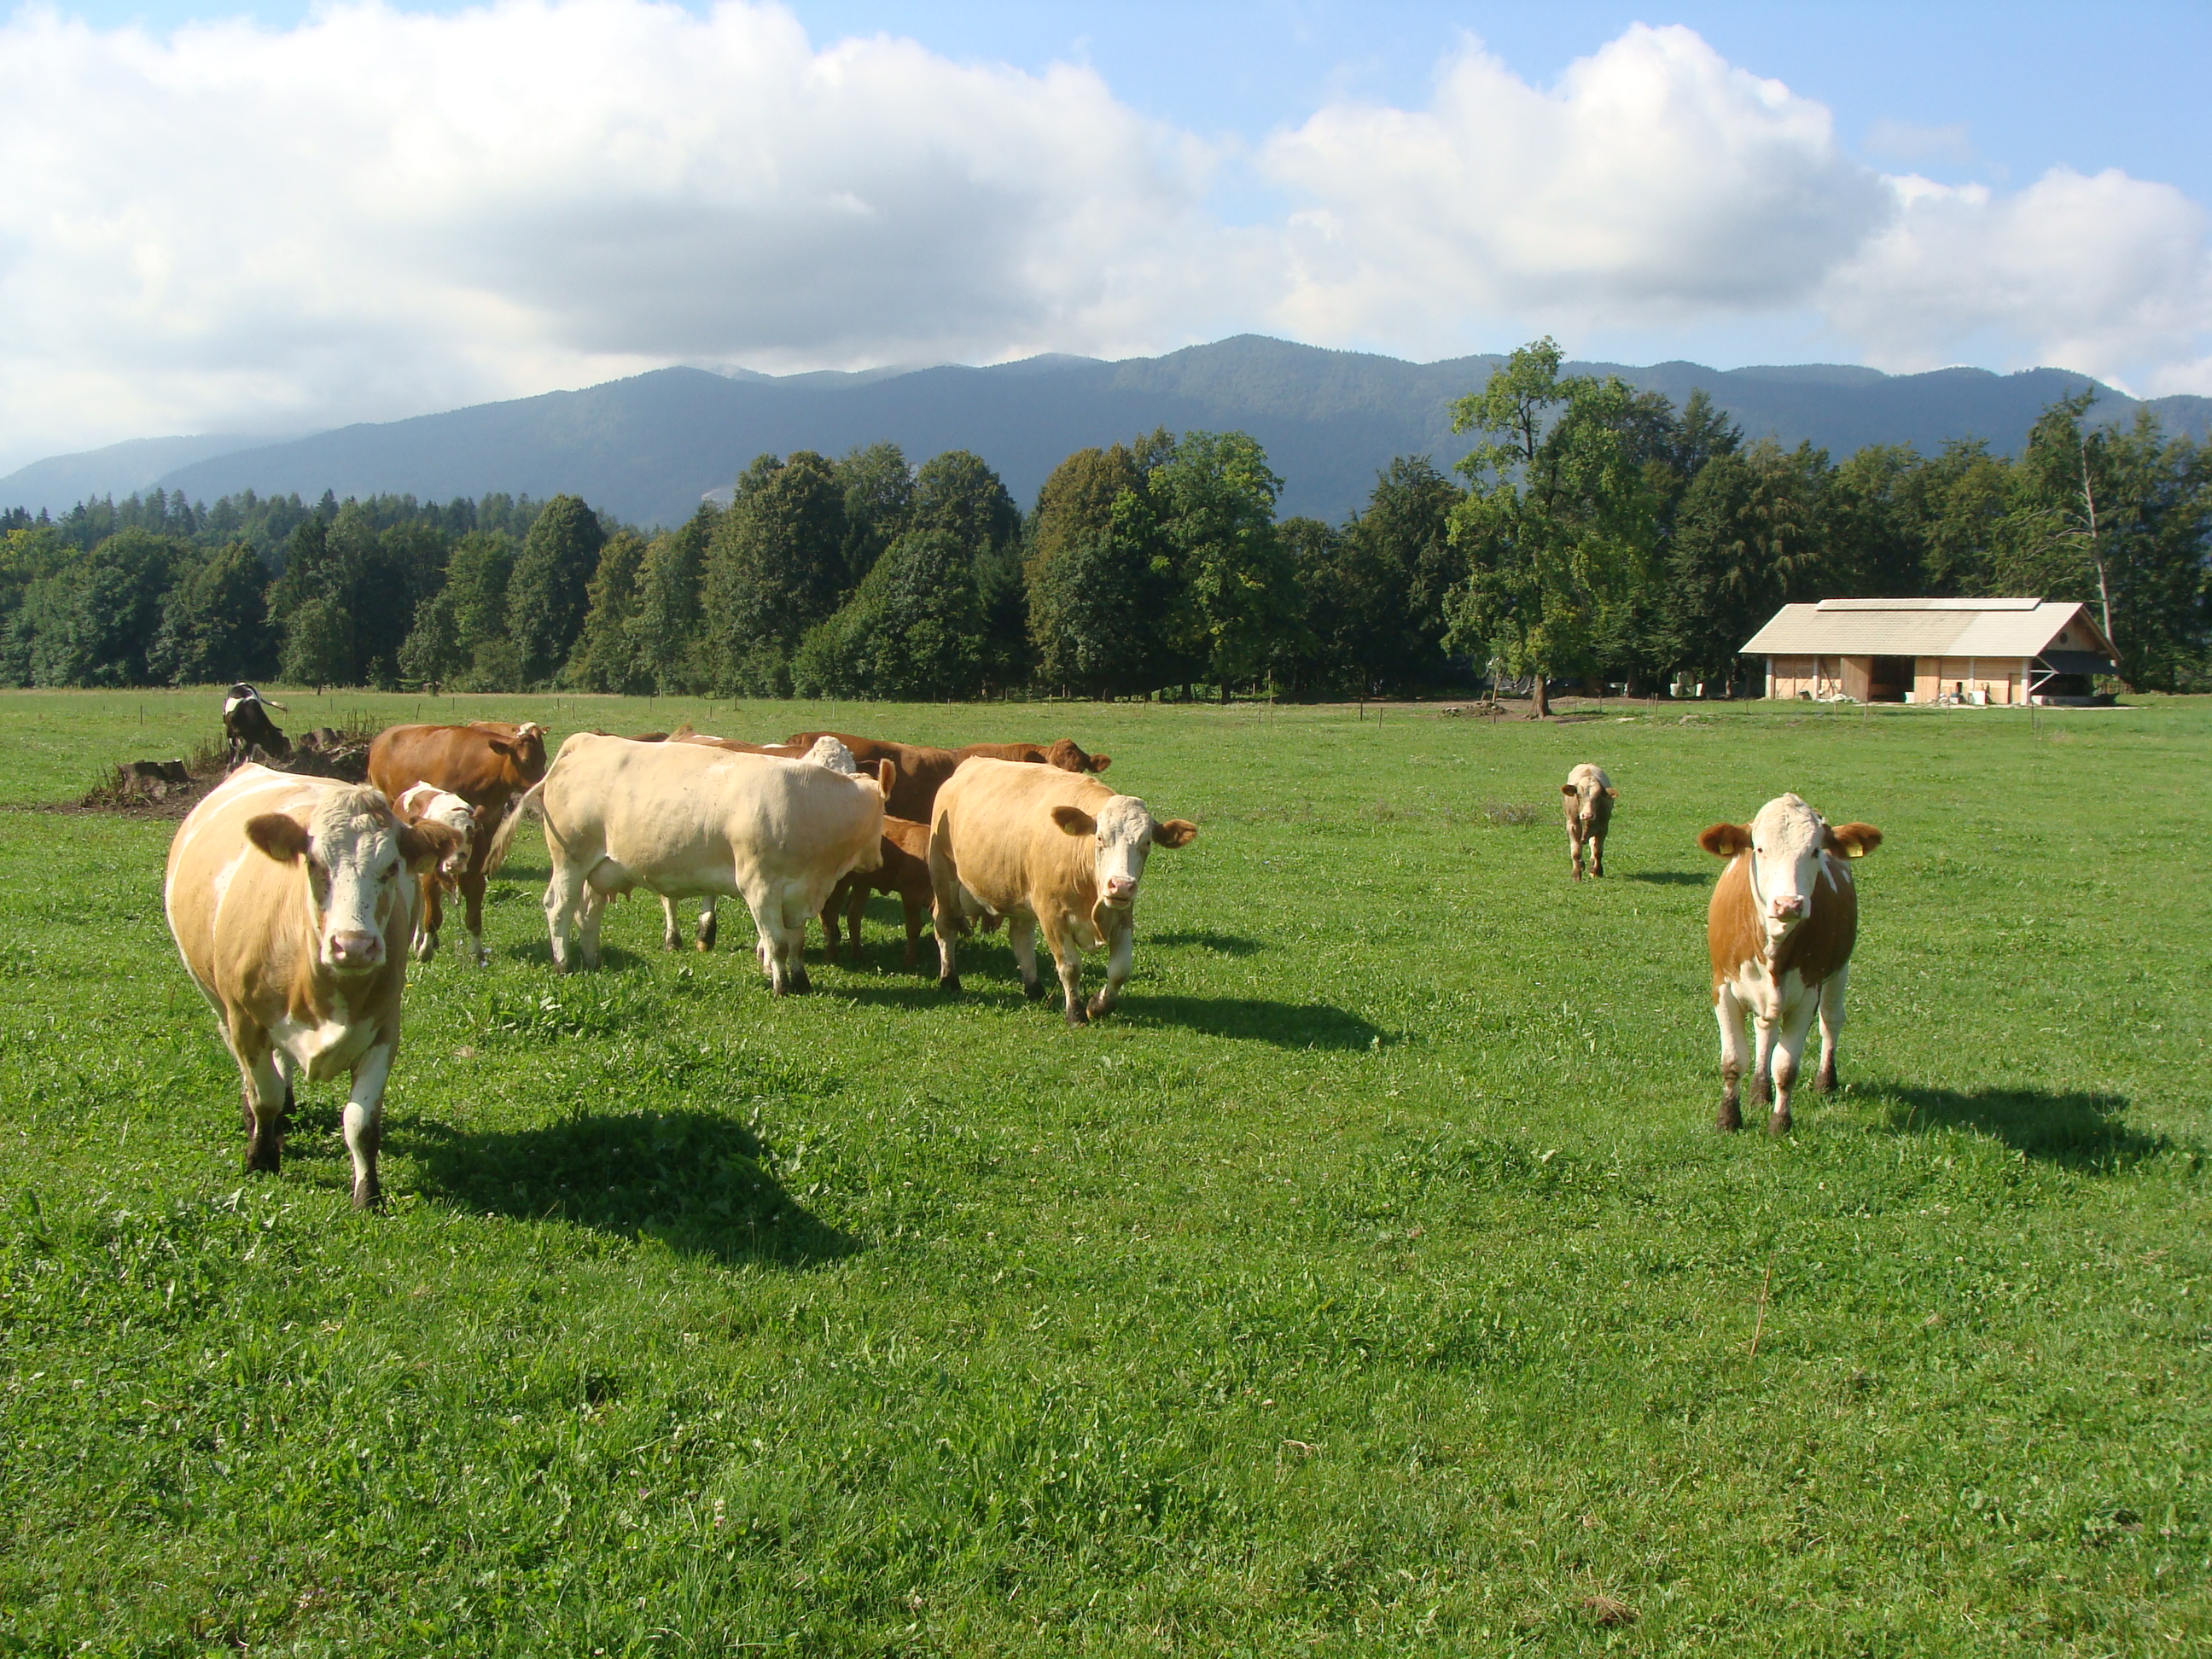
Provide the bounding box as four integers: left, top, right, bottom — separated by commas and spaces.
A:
366, 721, 548, 965
392, 783, 484, 962
222, 684, 290, 769
929, 757, 1196, 1024
165, 766, 454, 1207
822, 816, 934, 968
528, 733, 889, 992
1562, 764, 1616, 879
1698, 793, 1883, 1134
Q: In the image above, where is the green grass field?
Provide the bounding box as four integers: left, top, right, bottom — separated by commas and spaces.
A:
2, 688, 2208, 1656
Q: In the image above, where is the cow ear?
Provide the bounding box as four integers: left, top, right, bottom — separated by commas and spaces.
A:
1089, 754, 1111, 772
1561, 783, 1578, 797
1697, 823, 1752, 858
1605, 788, 1618, 800
485, 736, 516, 758
1155, 818, 1198, 848
246, 813, 309, 864
1051, 805, 1097, 837
1824, 822, 1883, 859
876, 760, 897, 797
397, 820, 459, 871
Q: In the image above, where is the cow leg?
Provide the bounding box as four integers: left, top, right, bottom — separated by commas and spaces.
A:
845, 886, 868, 964
237, 1038, 286, 1174
543, 864, 589, 972
742, 889, 799, 995
413, 874, 443, 963
1589, 830, 1604, 879
1567, 824, 1584, 881
900, 888, 926, 970
1814, 964, 1848, 1094
460, 870, 491, 967
343, 1042, 395, 1209
1008, 915, 1045, 999
1749, 1010, 1778, 1121
1713, 987, 1747, 1132
932, 894, 964, 994
577, 885, 607, 972
1043, 918, 1086, 1026
661, 896, 684, 952
1769, 995, 1821, 1136
696, 900, 717, 952
1087, 919, 1135, 1019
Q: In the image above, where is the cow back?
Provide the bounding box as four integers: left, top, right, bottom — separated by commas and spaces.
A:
784, 731, 959, 821
934, 758, 1113, 922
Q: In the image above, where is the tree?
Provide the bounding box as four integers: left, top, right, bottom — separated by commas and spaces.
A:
399, 530, 517, 690
1333, 457, 1466, 690
1661, 441, 1831, 690
148, 541, 271, 684
915, 449, 1025, 689
280, 597, 352, 690
793, 528, 987, 701
834, 442, 914, 585
1150, 430, 1302, 700
627, 506, 717, 695
703, 452, 848, 695
505, 494, 606, 686
1025, 523, 1174, 698
563, 532, 649, 691
1442, 339, 1662, 716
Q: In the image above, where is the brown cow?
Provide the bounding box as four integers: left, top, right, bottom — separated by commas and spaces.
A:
1698, 793, 1883, 1134
366, 721, 548, 965
929, 757, 1196, 1024
1562, 763, 1616, 880
822, 816, 934, 968
165, 766, 455, 1207
783, 731, 1111, 824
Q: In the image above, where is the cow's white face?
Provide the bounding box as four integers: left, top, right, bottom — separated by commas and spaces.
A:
1052, 795, 1198, 912
248, 788, 444, 978
1563, 771, 1614, 834
1744, 794, 1830, 941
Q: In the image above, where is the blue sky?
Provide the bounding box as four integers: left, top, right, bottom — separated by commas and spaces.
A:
3, 0, 2207, 464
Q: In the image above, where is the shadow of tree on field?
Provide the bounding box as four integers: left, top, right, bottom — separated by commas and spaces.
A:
1150, 930, 1268, 956
403, 1109, 857, 1267
1624, 871, 1709, 887
1876, 1085, 2173, 1170
1120, 996, 1383, 1051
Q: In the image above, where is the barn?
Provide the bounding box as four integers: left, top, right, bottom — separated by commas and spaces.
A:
1743, 598, 2118, 706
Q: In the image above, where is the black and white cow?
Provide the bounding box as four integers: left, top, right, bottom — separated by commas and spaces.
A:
223, 684, 291, 770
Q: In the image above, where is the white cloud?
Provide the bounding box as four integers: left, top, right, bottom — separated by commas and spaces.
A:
1258, 25, 1895, 351
1, 7, 2209, 472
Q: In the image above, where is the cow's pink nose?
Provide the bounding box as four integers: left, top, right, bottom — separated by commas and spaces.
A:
329, 929, 384, 968
1770, 894, 1804, 919
1106, 876, 1137, 899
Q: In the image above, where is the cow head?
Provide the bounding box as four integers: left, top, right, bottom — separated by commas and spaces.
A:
488, 722, 550, 785
246, 786, 457, 977
1699, 794, 1882, 943
1560, 770, 1615, 833
1051, 795, 1196, 917
1047, 738, 1111, 774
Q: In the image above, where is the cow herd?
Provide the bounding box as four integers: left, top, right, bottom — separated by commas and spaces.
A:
163, 698, 1883, 1208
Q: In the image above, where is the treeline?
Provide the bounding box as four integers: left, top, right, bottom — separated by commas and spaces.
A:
3, 341, 2206, 697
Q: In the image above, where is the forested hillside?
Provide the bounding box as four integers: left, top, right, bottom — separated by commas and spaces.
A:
3, 344, 2205, 699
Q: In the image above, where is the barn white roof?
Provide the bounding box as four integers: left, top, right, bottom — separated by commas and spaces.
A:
1742, 599, 2114, 659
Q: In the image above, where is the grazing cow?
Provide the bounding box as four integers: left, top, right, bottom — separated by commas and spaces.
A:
1562, 764, 1617, 880
1698, 794, 1883, 1134
527, 733, 889, 992
658, 730, 853, 952
366, 721, 548, 965
783, 731, 1112, 823
823, 816, 934, 968
929, 757, 1196, 1024
222, 684, 290, 768
392, 783, 484, 962
165, 765, 455, 1207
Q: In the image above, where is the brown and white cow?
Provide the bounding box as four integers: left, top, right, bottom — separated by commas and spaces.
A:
392, 783, 484, 962
165, 765, 456, 1207
783, 731, 1111, 824
929, 757, 1195, 1024
366, 720, 548, 965
1562, 763, 1617, 880
822, 816, 934, 969
1699, 793, 1883, 1134
527, 733, 890, 992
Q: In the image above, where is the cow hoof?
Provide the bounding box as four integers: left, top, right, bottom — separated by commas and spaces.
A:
411, 935, 436, 963
790, 969, 812, 994
1022, 979, 1046, 1002
245, 1144, 282, 1174
1086, 994, 1113, 1019
1814, 1064, 1837, 1095
1767, 1109, 1793, 1137
1064, 1005, 1089, 1027
939, 975, 962, 996
1716, 1104, 1742, 1133
352, 1178, 382, 1211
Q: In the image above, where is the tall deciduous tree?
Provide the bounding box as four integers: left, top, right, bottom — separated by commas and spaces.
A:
505, 493, 606, 686
835, 442, 914, 585
563, 532, 650, 692
627, 505, 717, 696
705, 452, 848, 695
148, 541, 271, 684
793, 528, 987, 701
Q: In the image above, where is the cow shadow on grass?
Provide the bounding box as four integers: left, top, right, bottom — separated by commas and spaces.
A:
1121, 996, 1383, 1051
402, 1109, 856, 1267
1624, 871, 1709, 887
1150, 930, 1268, 956
1876, 1085, 2173, 1170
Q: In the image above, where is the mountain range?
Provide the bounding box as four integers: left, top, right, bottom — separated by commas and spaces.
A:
8, 335, 2209, 528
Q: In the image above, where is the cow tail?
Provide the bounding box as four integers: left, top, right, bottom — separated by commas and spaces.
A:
487, 776, 550, 873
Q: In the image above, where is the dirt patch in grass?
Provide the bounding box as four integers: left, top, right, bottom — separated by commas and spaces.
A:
50, 725, 380, 820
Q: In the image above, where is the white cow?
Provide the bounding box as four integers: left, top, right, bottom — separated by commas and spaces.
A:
165, 765, 455, 1206
529, 733, 889, 992
392, 783, 483, 962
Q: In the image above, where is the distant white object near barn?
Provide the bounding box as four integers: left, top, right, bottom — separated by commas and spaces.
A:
1743, 598, 2117, 706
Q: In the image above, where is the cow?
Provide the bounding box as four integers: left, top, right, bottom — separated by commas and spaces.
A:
392, 783, 484, 962
928, 757, 1196, 1025
783, 731, 1111, 824
657, 729, 853, 952
1562, 764, 1617, 880
222, 684, 290, 769
366, 721, 549, 966
165, 765, 456, 1208
527, 733, 890, 993
822, 816, 934, 969
1698, 793, 1883, 1135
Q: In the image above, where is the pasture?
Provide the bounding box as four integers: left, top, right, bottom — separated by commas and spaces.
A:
2, 689, 2208, 1656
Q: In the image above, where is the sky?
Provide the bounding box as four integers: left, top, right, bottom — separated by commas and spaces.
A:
3, 0, 2208, 471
